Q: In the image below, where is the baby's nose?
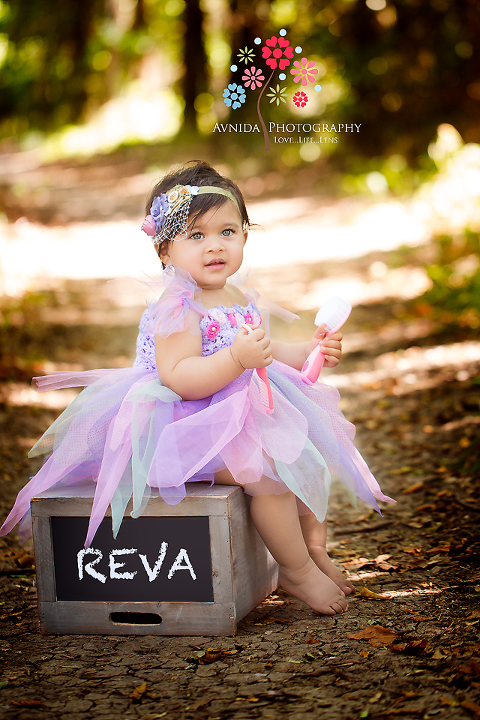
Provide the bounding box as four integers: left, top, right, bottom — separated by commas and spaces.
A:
206, 236, 225, 250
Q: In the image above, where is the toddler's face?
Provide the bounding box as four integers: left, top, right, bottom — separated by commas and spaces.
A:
160, 200, 247, 291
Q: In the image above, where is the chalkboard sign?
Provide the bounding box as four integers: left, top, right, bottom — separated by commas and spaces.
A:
51, 516, 214, 603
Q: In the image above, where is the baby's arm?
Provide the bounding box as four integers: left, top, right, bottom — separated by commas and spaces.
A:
271, 325, 343, 370
155, 313, 272, 400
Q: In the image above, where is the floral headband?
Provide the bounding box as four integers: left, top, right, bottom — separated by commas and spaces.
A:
141, 184, 241, 246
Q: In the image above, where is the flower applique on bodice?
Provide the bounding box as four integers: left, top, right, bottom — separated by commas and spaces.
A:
199, 303, 261, 356
133, 302, 262, 371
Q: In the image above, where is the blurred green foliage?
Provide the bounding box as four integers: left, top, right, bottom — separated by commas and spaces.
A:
0, 0, 181, 135
0, 0, 479, 163
422, 229, 480, 325
301, 0, 480, 161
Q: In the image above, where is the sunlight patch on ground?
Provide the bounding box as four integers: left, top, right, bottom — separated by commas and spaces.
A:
380, 587, 442, 598
2, 384, 80, 409
327, 340, 480, 393
0, 195, 444, 298
293, 265, 431, 309
1, 132, 479, 298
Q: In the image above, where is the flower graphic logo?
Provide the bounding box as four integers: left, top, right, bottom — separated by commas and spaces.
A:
266, 85, 288, 106
223, 83, 246, 110
262, 36, 294, 70
293, 91, 309, 107
237, 46, 255, 64
221, 28, 325, 150
291, 58, 319, 86
242, 66, 265, 90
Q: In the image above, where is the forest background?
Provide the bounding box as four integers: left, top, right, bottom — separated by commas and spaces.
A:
0, 0, 479, 314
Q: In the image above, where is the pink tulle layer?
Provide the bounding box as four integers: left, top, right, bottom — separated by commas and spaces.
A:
1, 362, 394, 547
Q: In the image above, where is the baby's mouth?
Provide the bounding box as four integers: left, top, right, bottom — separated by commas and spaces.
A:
206, 259, 226, 267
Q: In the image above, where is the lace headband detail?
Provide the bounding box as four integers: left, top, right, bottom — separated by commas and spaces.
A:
141, 185, 241, 246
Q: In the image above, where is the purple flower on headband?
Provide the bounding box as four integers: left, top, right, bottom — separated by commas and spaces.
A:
151, 194, 170, 233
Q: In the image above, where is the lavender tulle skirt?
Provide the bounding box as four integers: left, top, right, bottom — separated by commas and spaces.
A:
1, 361, 394, 547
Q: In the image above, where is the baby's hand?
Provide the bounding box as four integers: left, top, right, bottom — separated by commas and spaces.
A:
309, 324, 343, 368
231, 326, 273, 370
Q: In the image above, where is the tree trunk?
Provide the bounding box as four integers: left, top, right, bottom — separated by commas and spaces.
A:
182, 0, 208, 132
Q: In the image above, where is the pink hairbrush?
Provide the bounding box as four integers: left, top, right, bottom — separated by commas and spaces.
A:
241, 324, 274, 414
300, 296, 352, 385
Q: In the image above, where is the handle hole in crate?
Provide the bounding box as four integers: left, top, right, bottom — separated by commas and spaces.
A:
110, 612, 162, 625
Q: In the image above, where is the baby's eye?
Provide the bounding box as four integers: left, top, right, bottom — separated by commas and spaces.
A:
222, 228, 235, 236
190, 231, 204, 240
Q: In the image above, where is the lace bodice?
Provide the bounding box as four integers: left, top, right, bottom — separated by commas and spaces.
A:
133, 302, 262, 371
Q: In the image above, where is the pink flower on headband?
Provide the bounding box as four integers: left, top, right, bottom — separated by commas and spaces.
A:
141, 215, 156, 236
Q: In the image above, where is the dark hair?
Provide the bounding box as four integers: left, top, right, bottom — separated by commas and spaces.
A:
145, 161, 250, 265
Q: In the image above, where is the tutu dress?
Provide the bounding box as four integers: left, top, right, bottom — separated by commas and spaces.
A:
0, 264, 394, 548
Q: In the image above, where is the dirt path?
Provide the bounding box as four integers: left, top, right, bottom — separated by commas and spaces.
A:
0, 258, 479, 720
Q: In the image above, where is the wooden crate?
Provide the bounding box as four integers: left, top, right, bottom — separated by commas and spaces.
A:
31, 482, 279, 636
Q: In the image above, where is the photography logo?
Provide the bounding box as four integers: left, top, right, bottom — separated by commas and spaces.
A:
216, 28, 323, 151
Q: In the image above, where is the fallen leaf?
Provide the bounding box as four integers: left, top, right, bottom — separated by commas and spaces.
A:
458, 660, 480, 676
347, 625, 400, 648
390, 642, 408, 652
400, 547, 423, 555
369, 691, 382, 703
358, 587, 385, 600
460, 700, 480, 717
305, 636, 319, 644
11, 700, 42, 707
374, 553, 398, 571
342, 557, 374, 569
255, 616, 281, 626
393, 692, 423, 706
393, 638, 428, 655
468, 610, 480, 620
199, 651, 222, 664
439, 696, 459, 707
392, 466, 414, 475
415, 503, 437, 512
235, 697, 259, 702
432, 649, 449, 659
197, 648, 236, 664
130, 682, 148, 702
359, 651, 371, 658
426, 544, 452, 554
0, 609, 27, 622
402, 482, 425, 494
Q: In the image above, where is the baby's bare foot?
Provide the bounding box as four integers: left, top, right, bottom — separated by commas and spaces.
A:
308, 546, 356, 596
279, 558, 348, 615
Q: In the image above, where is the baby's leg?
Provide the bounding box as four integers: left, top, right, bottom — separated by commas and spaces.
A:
299, 512, 355, 596
215, 470, 348, 615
